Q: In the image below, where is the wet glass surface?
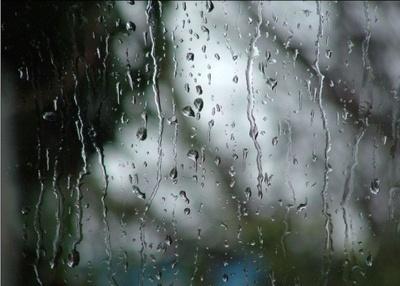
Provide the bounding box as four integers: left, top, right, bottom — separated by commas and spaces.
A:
2, 1, 400, 285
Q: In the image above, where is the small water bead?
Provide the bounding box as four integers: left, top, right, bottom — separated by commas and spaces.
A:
154, 272, 162, 281
232, 75, 238, 83
49, 247, 62, 269
222, 273, 229, 283
220, 222, 228, 230
312, 152, 318, 162
303, 9, 312, 17
141, 111, 147, 122
243, 148, 249, 160
228, 166, 236, 177
201, 26, 210, 40
272, 136, 278, 146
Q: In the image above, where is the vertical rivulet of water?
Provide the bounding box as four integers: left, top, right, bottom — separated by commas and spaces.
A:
313, 2, 333, 284
245, 1, 264, 199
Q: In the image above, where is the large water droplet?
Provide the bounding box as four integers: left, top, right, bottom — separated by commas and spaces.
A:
179, 190, 190, 204
126, 21, 136, 32
370, 178, 380, 195
165, 235, 173, 246
132, 185, 146, 200
169, 167, 177, 180
296, 201, 308, 212
67, 250, 80, 268
266, 78, 278, 90
136, 127, 147, 141
184, 83, 190, 93
186, 52, 194, 61
187, 149, 199, 162
182, 106, 195, 117
21, 206, 31, 215
168, 115, 177, 125
195, 85, 203, 95
244, 187, 252, 200
303, 9, 312, 17
42, 111, 57, 122
366, 254, 373, 267
206, 0, 214, 12
193, 98, 204, 112
325, 49, 332, 58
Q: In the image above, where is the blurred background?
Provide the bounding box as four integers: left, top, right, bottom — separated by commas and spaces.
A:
2, 1, 400, 285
